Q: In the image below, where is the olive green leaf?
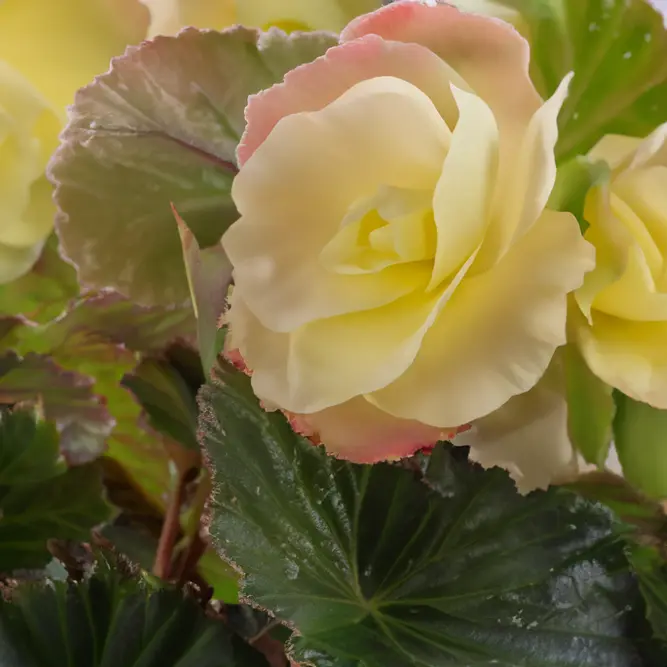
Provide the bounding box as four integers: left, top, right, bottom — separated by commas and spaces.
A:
49, 27, 337, 307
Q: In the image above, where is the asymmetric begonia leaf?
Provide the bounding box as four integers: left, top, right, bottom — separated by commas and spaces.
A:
0, 565, 268, 666
200, 362, 659, 667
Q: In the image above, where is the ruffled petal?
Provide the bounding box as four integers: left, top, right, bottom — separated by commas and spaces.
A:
369, 210, 595, 427
287, 396, 454, 463
238, 33, 465, 165
573, 306, 667, 410
474, 74, 572, 270
341, 0, 541, 131
454, 360, 587, 493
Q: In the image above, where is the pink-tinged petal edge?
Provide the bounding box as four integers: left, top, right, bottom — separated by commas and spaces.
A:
224, 348, 469, 463
237, 32, 463, 166
238, 1, 539, 167
342, 0, 541, 128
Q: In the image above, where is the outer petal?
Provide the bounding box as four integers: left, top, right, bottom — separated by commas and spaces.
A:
0, 0, 149, 108
474, 74, 572, 271
226, 76, 449, 333
341, 0, 541, 131
228, 252, 477, 415
573, 307, 667, 409
238, 33, 466, 165
369, 210, 595, 427
286, 397, 454, 463
454, 360, 583, 493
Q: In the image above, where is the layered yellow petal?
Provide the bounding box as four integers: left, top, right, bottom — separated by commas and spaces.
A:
369, 210, 594, 427
475, 74, 572, 271
574, 308, 667, 410
226, 76, 450, 332
428, 86, 498, 289
575, 123, 667, 407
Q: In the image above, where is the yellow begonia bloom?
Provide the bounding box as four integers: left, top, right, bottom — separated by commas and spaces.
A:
573, 126, 667, 408
0, 0, 149, 283
222, 1, 594, 465
140, 0, 381, 37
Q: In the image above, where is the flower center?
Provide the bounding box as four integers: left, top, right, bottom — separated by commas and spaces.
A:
319, 185, 437, 275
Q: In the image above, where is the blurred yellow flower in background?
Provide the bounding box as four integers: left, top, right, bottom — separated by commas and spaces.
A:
573, 126, 667, 408
0, 0, 149, 283
140, 0, 382, 37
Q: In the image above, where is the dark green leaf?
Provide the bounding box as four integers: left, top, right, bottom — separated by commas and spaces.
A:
568, 471, 667, 538
613, 393, 667, 499
0, 406, 65, 486
0, 566, 268, 667
629, 545, 667, 643
49, 27, 337, 306
200, 363, 656, 667
0, 408, 111, 572
122, 358, 200, 451
498, 0, 667, 160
